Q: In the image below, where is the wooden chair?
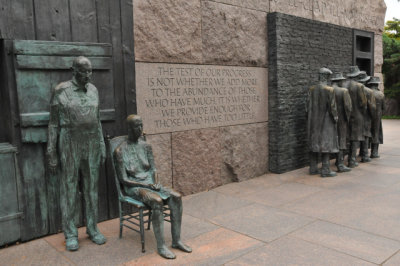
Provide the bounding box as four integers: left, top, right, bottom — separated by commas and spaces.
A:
107, 135, 170, 253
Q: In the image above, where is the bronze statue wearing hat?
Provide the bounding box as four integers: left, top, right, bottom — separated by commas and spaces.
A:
331, 72, 352, 172
307, 68, 339, 177
343, 66, 368, 168
367, 76, 385, 158
114, 115, 192, 259
357, 72, 376, 162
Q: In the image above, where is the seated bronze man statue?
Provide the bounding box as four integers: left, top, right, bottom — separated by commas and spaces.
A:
114, 115, 192, 259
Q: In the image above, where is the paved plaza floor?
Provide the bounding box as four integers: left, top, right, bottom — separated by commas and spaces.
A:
1, 119, 400, 266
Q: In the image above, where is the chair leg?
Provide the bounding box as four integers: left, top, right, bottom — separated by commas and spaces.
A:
147, 210, 152, 230
139, 208, 145, 253
119, 204, 123, 238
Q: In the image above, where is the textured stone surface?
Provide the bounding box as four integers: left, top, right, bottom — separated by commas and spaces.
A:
202, 1, 267, 67
270, 0, 313, 19
146, 133, 172, 187
384, 98, 400, 116
210, 0, 269, 12
221, 122, 268, 182
172, 128, 229, 195
375, 34, 383, 74
268, 12, 353, 173
133, 0, 202, 63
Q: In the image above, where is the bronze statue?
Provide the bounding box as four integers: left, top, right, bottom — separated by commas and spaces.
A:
331, 73, 352, 172
368, 77, 385, 158
357, 72, 376, 162
343, 66, 368, 168
114, 115, 191, 259
307, 68, 339, 177
46, 56, 107, 251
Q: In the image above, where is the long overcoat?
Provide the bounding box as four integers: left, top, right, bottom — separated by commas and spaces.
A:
307, 83, 339, 153
333, 85, 352, 149
363, 86, 376, 138
371, 89, 385, 144
344, 80, 367, 141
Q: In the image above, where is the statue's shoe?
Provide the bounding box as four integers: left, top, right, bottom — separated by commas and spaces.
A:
321, 171, 337, 178
66, 237, 79, 251
337, 165, 351, 172
157, 246, 176, 259
89, 232, 107, 245
370, 154, 380, 158
348, 161, 358, 168
361, 157, 371, 163
309, 169, 321, 175
172, 241, 192, 253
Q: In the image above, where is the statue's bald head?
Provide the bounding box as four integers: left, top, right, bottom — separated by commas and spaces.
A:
72, 56, 91, 70
127, 115, 143, 141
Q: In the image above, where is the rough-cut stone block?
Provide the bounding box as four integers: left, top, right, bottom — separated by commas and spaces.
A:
202, 1, 267, 67
221, 123, 268, 182
172, 128, 229, 195
375, 34, 383, 74
375, 73, 384, 92
146, 133, 172, 188
336, 0, 386, 34
133, 0, 202, 63
270, 0, 312, 20
210, 0, 269, 12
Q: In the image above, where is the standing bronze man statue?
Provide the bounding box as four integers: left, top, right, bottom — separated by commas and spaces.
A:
114, 115, 191, 259
307, 68, 339, 177
343, 66, 368, 168
368, 76, 385, 158
331, 73, 352, 172
47, 56, 107, 251
357, 72, 376, 162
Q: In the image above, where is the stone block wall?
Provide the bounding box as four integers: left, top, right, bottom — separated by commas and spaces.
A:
268, 12, 353, 173
132, 0, 386, 193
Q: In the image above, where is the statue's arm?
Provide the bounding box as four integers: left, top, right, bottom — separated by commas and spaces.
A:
343, 90, 352, 122
328, 88, 338, 122
146, 144, 158, 184
96, 91, 106, 164
46, 89, 60, 173
358, 85, 367, 109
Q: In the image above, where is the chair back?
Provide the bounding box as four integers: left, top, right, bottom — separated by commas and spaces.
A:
108, 135, 128, 200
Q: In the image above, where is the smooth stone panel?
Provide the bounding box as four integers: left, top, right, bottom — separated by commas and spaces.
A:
171, 128, 229, 195
269, 0, 313, 20
146, 133, 172, 188
291, 220, 400, 264
136, 62, 268, 134
384, 251, 400, 266
227, 236, 375, 266
133, 0, 202, 63
211, 203, 314, 242
375, 34, 383, 73
202, 1, 268, 67
220, 122, 268, 182
126, 228, 264, 266
209, 0, 269, 12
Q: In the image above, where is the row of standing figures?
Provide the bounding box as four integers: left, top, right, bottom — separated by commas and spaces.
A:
307, 66, 385, 177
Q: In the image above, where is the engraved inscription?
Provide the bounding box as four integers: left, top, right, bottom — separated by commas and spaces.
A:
136, 63, 268, 134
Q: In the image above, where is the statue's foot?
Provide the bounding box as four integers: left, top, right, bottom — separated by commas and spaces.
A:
337, 165, 351, 173
88, 231, 107, 245
172, 240, 192, 253
348, 161, 358, 168
361, 157, 371, 163
370, 154, 380, 159
309, 169, 321, 175
66, 237, 79, 251
321, 171, 337, 178
157, 245, 176, 259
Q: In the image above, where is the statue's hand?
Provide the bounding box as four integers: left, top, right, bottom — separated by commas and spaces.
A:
150, 183, 161, 191
48, 155, 58, 175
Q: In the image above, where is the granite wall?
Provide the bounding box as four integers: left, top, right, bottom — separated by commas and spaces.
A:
132, 0, 386, 193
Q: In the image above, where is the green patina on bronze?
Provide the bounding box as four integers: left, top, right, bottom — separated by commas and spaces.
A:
46, 56, 106, 251
113, 115, 192, 259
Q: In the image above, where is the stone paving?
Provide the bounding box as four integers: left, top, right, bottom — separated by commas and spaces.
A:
1, 119, 400, 266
